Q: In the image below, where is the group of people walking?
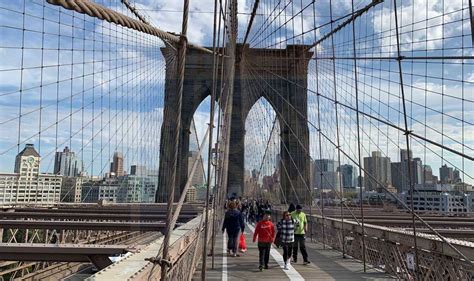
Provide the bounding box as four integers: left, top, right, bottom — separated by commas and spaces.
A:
222, 199, 310, 271
231, 198, 272, 223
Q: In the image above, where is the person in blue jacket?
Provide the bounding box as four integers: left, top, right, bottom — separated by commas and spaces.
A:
222, 200, 245, 257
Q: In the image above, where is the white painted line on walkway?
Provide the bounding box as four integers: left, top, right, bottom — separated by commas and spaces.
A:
247, 223, 305, 281
222, 233, 228, 281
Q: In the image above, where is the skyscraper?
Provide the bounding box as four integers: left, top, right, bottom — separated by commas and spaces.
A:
391, 162, 404, 192
453, 169, 461, 183
400, 149, 412, 162
111, 152, 124, 177
340, 164, 357, 188
411, 157, 423, 185
390, 149, 412, 192
423, 165, 436, 185
439, 164, 454, 184
314, 159, 340, 190
54, 146, 82, 176
363, 151, 391, 191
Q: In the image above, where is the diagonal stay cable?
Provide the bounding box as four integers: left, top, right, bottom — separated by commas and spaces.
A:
243, 57, 364, 226
242, 0, 260, 46
244, 59, 473, 263
120, 0, 149, 24
244, 62, 364, 227
258, 66, 474, 162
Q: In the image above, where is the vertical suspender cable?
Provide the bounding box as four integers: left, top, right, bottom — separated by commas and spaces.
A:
299, 0, 314, 241
392, 0, 419, 278
211, 0, 225, 269
328, 0, 346, 258
312, 4, 326, 250
201, 0, 220, 277
351, 0, 366, 271
217, 0, 229, 215
469, 0, 474, 46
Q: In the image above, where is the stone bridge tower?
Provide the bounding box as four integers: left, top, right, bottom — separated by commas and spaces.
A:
156, 44, 312, 205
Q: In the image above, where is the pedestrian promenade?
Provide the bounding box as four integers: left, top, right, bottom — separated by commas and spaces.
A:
193, 223, 395, 280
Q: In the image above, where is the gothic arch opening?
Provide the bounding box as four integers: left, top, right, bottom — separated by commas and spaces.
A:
244, 97, 281, 202
186, 96, 220, 196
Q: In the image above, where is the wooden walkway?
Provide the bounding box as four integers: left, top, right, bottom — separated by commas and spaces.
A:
193, 223, 395, 280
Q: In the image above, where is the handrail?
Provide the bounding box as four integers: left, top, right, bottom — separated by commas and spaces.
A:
271, 208, 473, 279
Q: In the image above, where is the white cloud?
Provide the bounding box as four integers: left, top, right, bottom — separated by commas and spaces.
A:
131, 1, 215, 46
467, 73, 474, 83
372, 0, 466, 54
0, 102, 164, 175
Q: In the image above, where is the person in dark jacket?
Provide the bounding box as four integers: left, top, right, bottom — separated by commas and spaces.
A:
222, 201, 245, 257
288, 203, 296, 213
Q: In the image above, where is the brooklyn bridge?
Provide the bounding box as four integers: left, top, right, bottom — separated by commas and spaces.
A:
0, 0, 473, 280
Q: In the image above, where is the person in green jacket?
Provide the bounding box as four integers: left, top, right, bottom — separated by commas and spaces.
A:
291, 204, 310, 264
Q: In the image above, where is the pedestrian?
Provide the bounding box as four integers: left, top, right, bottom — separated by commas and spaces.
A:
251, 201, 257, 223
256, 203, 264, 222
288, 202, 296, 213
248, 202, 255, 223
241, 201, 248, 223
253, 212, 276, 271
222, 201, 245, 257
291, 204, 310, 264
277, 211, 298, 270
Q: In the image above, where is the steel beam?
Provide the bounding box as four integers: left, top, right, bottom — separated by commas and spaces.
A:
5, 207, 201, 215
0, 243, 128, 270
0, 243, 129, 254
346, 219, 474, 228
0, 220, 167, 231
0, 211, 195, 221
329, 215, 474, 221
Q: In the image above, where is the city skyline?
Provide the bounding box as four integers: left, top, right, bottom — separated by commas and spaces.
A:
309, 148, 470, 191
1, 143, 470, 188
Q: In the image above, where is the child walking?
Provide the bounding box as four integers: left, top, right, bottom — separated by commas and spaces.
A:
253, 212, 276, 271
277, 211, 298, 270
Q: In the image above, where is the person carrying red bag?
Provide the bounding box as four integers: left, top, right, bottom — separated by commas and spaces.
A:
253, 212, 276, 271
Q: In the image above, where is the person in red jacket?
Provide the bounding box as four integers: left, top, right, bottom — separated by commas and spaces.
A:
253, 212, 276, 271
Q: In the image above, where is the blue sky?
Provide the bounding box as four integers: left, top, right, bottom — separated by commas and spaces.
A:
242, 0, 474, 184
0, 0, 472, 185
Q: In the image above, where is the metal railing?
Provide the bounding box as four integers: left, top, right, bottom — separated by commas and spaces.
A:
272, 208, 474, 280
313, 215, 473, 280
123, 210, 212, 281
